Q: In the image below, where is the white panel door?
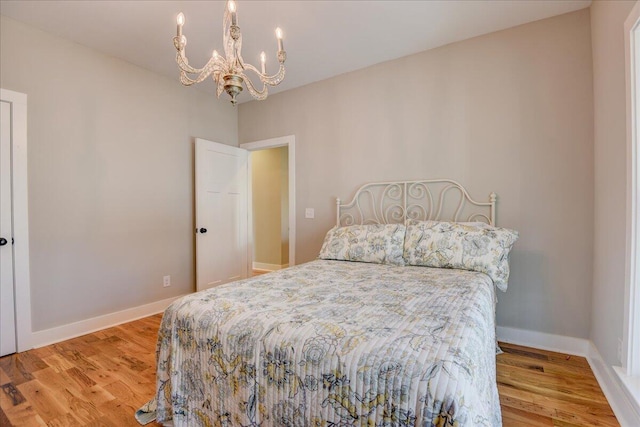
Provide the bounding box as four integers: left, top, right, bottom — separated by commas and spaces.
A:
0, 100, 16, 356
195, 139, 248, 291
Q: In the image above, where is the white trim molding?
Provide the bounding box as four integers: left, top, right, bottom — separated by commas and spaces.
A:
497, 326, 589, 356
0, 88, 31, 352
624, 0, 640, 381
30, 295, 184, 349
240, 135, 296, 268
252, 262, 289, 271
590, 344, 640, 427
622, 2, 640, 420
614, 367, 640, 423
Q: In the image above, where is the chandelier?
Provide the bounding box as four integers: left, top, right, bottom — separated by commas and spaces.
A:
173, 1, 287, 106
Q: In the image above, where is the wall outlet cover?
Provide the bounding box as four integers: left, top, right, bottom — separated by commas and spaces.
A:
163, 275, 171, 287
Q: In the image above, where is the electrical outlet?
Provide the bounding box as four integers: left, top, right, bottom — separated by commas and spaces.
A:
305, 208, 315, 219
163, 275, 171, 287
617, 338, 623, 363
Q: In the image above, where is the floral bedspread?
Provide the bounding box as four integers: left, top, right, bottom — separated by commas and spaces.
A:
153, 260, 501, 427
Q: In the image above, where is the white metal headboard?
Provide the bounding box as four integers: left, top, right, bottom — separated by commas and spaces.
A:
336, 179, 497, 227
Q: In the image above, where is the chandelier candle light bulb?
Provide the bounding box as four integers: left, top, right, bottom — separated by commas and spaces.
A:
172, 1, 287, 105
228, 1, 237, 26
276, 27, 284, 51
176, 12, 184, 37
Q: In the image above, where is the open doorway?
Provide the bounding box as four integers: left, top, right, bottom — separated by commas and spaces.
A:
250, 147, 289, 275
240, 135, 296, 277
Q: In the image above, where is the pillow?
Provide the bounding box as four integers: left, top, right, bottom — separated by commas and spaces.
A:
318, 224, 406, 266
403, 220, 519, 291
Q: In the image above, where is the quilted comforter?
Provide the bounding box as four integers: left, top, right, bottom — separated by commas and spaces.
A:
153, 260, 501, 426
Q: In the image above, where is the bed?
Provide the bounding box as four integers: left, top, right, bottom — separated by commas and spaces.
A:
142, 179, 518, 427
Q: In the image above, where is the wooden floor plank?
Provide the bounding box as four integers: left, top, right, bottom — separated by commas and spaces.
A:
501, 404, 554, 426
15, 380, 68, 423
0, 403, 47, 427
60, 389, 103, 424
497, 351, 598, 379
497, 342, 619, 427
499, 386, 619, 427
0, 367, 12, 386
0, 405, 13, 426
96, 399, 144, 427
500, 342, 591, 369
497, 366, 610, 406
1, 383, 26, 406
46, 412, 82, 427
78, 385, 115, 408
0, 317, 619, 426
0, 355, 35, 386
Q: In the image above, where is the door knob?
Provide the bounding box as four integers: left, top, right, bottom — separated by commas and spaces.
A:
199, 228, 207, 234
0, 238, 7, 246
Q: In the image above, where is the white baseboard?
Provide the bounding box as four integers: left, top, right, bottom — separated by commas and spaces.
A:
496, 325, 589, 356
587, 342, 640, 427
496, 325, 640, 426
30, 294, 186, 349
252, 262, 289, 271
614, 367, 640, 419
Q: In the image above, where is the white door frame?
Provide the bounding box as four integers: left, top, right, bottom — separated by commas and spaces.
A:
0, 88, 32, 352
619, 2, 640, 414
240, 135, 296, 269
625, 0, 640, 377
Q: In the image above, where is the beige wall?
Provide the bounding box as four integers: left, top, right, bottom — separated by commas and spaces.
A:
0, 5, 614, 346
0, 15, 237, 331
252, 147, 288, 266
590, 0, 635, 366
240, 10, 595, 338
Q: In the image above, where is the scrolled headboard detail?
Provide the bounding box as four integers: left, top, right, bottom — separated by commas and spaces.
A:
336, 179, 497, 227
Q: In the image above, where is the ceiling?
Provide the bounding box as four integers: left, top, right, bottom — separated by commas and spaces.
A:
0, 0, 591, 104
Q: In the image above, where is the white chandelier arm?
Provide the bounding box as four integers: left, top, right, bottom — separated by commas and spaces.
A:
241, 72, 268, 100
235, 51, 248, 72
174, 36, 224, 75
176, 51, 227, 86
177, 61, 216, 86
243, 63, 286, 87
215, 76, 225, 98
174, 48, 196, 74
179, 70, 212, 86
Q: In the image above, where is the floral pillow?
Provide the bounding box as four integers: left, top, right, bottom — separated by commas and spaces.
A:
403, 220, 519, 291
318, 224, 406, 266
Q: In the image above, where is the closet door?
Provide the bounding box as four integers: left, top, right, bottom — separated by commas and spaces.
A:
0, 100, 16, 356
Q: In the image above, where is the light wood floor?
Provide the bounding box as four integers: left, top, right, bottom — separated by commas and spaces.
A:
0, 316, 619, 426
497, 342, 618, 426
